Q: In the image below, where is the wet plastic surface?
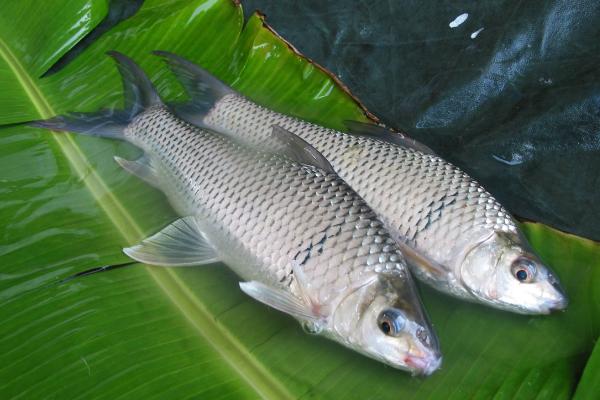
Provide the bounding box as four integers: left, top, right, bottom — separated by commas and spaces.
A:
243, 0, 600, 241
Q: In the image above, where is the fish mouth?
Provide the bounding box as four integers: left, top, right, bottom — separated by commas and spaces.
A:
546, 274, 568, 312
536, 286, 568, 314
507, 269, 569, 314
404, 353, 442, 376
491, 281, 569, 315
546, 296, 568, 313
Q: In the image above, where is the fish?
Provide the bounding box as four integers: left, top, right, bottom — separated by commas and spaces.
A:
154, 52, 568, 315
30, 52, 442, 375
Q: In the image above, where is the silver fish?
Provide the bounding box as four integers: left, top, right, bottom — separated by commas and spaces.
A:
32, 52, 441, 375
156, 52, 567, 315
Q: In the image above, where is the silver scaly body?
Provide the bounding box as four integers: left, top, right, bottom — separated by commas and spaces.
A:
127, 106, 403, 300
157, 52, 567, 314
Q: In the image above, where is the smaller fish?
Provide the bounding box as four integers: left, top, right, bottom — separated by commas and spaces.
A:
30, 52, 442, 375
153, 51, 568, 315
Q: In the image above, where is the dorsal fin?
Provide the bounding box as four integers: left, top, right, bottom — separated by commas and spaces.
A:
269, 125, 335, 174
344, 120, 436, 155
394, 241, 448, 280
172, 112, 336, 174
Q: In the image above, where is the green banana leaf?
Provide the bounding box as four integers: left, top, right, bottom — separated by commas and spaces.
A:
1, 1, 598, 399
574, 339, 600, 400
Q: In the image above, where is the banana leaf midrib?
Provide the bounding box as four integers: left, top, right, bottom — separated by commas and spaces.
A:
0, 35, 295, 400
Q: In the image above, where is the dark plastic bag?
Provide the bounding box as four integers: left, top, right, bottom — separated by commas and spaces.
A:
244, 0, 600, 240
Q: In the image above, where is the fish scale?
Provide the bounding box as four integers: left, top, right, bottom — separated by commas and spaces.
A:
203, 94, 518, 288
126, 106, 407, 304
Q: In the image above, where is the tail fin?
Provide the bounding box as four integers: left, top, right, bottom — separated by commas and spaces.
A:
109, 51, 161, 118
153, 50, 234, 126
29, 51, 161, 138
29, 109, 131, 139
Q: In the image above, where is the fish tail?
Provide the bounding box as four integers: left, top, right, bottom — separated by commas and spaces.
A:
29, 51, 162, 139
152, 50, 234, 126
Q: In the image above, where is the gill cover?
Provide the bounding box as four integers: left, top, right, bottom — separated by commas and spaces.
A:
328, 270, 441, 375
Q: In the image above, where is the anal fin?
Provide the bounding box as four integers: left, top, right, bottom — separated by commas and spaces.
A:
124, 217, 219, 266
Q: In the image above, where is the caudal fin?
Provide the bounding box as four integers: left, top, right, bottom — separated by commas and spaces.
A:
108, 51, 162, 117
29, 51, 162, 139
152, 50, 234, 126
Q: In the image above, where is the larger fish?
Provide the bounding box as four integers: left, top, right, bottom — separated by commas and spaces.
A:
31, 52, 441, 375
156, 52, 567, 314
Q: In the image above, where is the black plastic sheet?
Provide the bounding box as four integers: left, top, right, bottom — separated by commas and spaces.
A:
243, 0, 600, 240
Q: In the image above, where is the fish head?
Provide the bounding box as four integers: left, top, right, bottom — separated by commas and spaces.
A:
326, 271, 441, 375
459, 231, 567, 314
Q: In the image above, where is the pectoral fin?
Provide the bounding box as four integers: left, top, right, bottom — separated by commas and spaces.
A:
395, 241, 448, 280
114, 155, 160, 188
124, 217, 219, 266
239, 281, 323, 325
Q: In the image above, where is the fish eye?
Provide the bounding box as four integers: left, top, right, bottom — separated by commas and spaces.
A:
511, 258, 536, 283
377, 309, 406, 336
381, 321, 391, 334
